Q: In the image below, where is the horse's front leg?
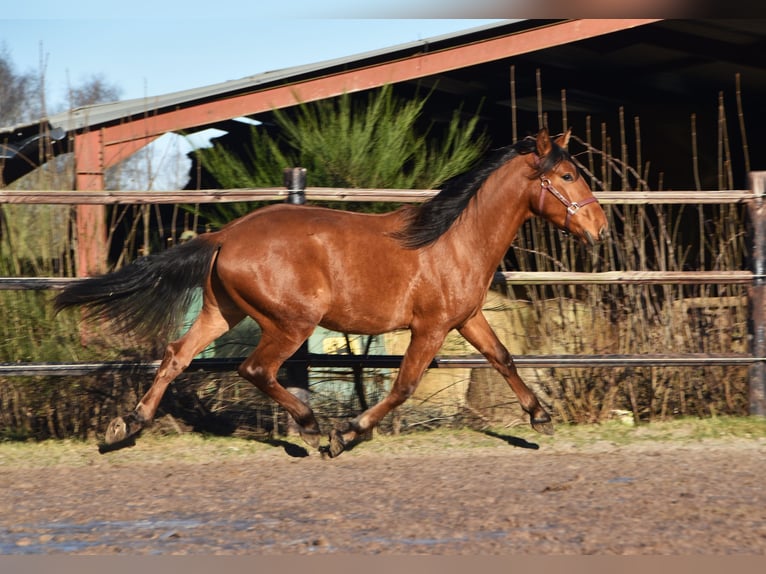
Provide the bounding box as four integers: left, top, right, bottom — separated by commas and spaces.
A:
325, 328, 447, 458
458, 311, 554, 435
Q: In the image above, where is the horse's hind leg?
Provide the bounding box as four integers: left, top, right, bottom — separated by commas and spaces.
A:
103, 302, 244, 448
236, 325, 322, 449
458, 312, 554, 435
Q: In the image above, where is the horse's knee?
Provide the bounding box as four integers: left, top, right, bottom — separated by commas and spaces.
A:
495, 353, 518, 376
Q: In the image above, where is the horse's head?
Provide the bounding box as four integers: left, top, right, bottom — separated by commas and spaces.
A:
527, 128, 608, 245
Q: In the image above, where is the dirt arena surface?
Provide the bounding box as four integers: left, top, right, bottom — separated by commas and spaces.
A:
1, 421, 765, 555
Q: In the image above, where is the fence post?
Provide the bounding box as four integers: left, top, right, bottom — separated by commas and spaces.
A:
748, 171, 766, 416
282, 167, 310, 436
284, 167, 307, 205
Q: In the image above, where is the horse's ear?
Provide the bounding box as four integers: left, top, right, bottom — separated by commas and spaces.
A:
535, 128, 552, 157
555, 128, 572, 149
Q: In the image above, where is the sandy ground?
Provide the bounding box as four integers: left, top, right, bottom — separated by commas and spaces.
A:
1, 426, 765, 555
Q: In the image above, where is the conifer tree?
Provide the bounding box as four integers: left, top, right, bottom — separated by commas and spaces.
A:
195, 85, 488, 225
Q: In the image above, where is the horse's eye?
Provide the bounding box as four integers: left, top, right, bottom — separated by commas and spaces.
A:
561, 173, 574, 182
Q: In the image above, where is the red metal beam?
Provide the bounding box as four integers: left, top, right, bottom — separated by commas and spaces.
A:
74, 131, 160, 276
74, 130, 108, 276
103, 134, 160, 169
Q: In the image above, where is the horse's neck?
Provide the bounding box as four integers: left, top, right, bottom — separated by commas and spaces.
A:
452, 164, 532, 269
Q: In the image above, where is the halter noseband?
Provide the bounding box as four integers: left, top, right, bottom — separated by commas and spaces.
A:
537, 176, 599, 233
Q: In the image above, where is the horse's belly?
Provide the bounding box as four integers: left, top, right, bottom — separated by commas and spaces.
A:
319, 295, 412, 335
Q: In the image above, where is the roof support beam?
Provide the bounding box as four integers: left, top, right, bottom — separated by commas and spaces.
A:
74, 130, 108, 276
98, 19, 660, 147
74, 131, 161, 276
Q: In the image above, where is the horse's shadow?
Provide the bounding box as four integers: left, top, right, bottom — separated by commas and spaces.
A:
97, 429, 540, 457
261, 438, 311, 458
262, 430, 540, 458
482, 429, 540, 450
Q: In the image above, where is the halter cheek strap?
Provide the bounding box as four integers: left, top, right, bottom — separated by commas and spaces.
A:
538, 177, 599, 232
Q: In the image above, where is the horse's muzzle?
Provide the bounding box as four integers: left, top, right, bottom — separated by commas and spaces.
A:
584, 225, 609, 246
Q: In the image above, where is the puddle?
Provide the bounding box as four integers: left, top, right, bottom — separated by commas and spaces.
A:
359, 529, 510, 548
0, 510, 357, 555
607, 476, 635, 484
0, 516, 259, 554
3, 513, 520, 554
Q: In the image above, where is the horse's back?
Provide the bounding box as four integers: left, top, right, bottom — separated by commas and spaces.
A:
224, 203, 403, 237
210, 204, 425, 333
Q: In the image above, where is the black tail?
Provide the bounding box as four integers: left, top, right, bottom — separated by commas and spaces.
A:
54, 236, 221, 343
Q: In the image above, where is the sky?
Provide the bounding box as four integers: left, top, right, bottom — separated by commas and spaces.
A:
1, 17, 504, 112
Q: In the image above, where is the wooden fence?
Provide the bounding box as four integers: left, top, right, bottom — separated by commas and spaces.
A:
1, 172, 765, 416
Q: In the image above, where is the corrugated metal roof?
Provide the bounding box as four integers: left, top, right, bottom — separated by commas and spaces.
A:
0, 19, 522, 137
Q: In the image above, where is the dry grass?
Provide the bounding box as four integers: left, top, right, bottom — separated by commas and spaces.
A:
1, 416, 764, 469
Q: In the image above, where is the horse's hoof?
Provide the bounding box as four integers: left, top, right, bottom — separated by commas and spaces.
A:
300, 427, 321, 449
319, 428, 354, 458
323, 429, 347, 458
104, 416, 129, 445
102, 413, 143, 448
98, 416, 140, 453
531, 418, 555, 436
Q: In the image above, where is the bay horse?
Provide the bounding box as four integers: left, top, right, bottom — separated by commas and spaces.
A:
55, 128, 608, 457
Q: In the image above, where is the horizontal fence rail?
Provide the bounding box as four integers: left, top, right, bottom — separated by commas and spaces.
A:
1, 173, 765, 416
0, 352, 757, 378
0, 188, 759, 205
0, 270, 757, 290
494, 270, 756, 285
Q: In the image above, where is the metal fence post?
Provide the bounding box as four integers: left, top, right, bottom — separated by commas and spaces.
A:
748, 171, 766, 416
283, 167, 310, 435
284, 167, 307, 205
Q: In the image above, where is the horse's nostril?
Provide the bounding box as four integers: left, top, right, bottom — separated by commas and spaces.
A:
599, 226, 609, 241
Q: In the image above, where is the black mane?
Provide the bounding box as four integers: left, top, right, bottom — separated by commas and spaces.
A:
393, 134, 570, 249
